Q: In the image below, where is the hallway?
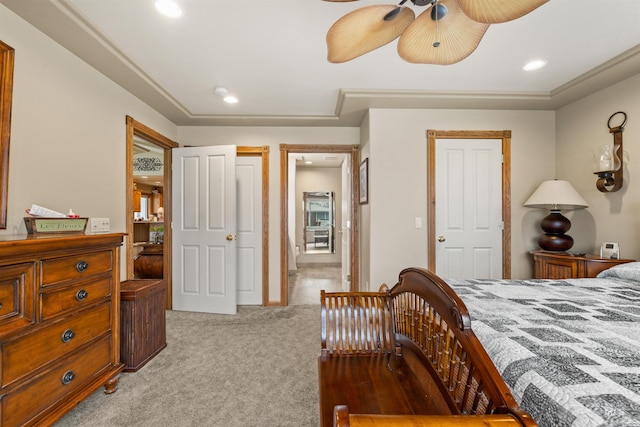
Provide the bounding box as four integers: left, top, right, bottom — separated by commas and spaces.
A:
289, 265, 343, 305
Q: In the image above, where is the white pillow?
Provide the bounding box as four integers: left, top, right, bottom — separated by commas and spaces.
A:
597, 262, 640, 281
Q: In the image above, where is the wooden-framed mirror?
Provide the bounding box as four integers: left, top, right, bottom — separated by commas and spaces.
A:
0, 40, 15, 230
303, 191, 335, 254
126, 116, 178, 308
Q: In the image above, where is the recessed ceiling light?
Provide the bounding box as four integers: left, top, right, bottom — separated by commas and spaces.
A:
214, 86, 239, 104
523, 59, 547, 71
155, 0, 183, 18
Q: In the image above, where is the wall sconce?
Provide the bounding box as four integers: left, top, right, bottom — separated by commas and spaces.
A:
594, 111, 626, 192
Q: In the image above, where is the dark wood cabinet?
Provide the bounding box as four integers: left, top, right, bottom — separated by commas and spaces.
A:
532, 250, 635, 279
133, 189, 142, 212
0, 233, 124, 426
120, 279, 167, 372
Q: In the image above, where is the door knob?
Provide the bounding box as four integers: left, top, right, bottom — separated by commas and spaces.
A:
226, 234, 235, 241
438, 236, 446, 242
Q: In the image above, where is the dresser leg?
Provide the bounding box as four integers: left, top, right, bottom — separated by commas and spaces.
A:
103, 374, 121, 394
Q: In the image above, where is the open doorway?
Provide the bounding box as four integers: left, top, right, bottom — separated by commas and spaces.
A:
125, 116, 178, 309
279, 144, 360, 306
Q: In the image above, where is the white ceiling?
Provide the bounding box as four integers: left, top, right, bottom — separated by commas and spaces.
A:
3, 0, 640, 127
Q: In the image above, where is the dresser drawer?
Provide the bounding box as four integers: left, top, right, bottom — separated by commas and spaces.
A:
40, 277, 112, 321
41, 250, 113, 287
2, 335, 111, 427
0, 263, 35, 337
2, 302, 111, 387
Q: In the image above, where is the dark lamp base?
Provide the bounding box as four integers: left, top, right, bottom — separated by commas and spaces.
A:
538, 211, 574, 251
538, 234, 574, 251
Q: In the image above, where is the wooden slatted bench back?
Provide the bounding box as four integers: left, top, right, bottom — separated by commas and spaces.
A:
320, 290, 394, 355
319, 267, 537, 427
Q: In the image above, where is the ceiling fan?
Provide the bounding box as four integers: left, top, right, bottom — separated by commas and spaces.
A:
325, 0, 548, 64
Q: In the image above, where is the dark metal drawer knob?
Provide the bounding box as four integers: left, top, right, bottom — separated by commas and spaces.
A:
61, 370, 75, 385
76, 289, 88, 301
61, 329, 75, 343
75, 260, 88, 273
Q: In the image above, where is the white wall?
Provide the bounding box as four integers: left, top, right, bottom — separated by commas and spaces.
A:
366, 109, 556, 288
1, 6, 176, 278
177, 126, 360, 303
556, 73, 640, 260
358, 113, 371, 290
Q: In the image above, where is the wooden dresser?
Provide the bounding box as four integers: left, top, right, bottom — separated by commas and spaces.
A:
0, 233, 125, 427
532, 250, 635, 279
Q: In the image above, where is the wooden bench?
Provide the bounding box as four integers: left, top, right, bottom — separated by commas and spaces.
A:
315, 229, 330, 247
319, 267, 537, 427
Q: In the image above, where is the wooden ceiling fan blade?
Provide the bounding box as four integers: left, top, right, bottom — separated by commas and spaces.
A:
457, 0, 549, 24
326, 5, 415, 63
398, 0, 489, 64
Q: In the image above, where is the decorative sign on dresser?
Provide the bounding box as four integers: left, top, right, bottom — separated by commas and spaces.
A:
0, 233, 125, 426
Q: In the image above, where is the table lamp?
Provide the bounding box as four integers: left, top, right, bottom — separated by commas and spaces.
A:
524, 179, 588, 251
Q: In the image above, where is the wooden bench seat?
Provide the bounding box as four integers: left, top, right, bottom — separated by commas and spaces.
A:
332, 408, 530, 427
319, 353, 450, 421
318, 267, 537, 427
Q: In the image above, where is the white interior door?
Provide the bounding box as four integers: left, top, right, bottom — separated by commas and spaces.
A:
172, 145, 237, 314
236, 156, 262, 305
435, 139, 502, 279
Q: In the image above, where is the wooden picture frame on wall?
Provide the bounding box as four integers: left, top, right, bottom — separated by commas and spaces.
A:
0, 40, 15, 230
359, 158, 368, 205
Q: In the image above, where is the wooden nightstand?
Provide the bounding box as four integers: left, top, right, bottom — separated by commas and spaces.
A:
531, 250, 635, 279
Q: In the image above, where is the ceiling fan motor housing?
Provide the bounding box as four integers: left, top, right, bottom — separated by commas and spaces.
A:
431, 3, 447, 20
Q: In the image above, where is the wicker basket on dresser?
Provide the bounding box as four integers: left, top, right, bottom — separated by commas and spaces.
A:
0, 233, 125, 427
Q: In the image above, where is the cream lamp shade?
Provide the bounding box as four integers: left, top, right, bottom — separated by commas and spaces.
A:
524, 180, 588, 251
524, 180, 588, 210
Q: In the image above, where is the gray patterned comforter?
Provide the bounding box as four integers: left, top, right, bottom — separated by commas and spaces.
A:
445, 275, 640, 427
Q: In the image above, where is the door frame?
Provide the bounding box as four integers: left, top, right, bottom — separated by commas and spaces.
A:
427, 130, 512, 278
280, 144, 360, 306
237, 146, 270, 306
125, 116, 178, 308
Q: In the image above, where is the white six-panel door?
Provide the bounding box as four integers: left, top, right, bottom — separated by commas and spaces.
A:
172, 145, 237, 314
435, 139, 502, 279
236, 156, 262, 305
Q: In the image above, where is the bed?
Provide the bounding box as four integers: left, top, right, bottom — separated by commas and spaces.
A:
444, 262, 640, 426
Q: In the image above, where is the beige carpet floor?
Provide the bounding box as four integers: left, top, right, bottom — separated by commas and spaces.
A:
54, 305, 320, 426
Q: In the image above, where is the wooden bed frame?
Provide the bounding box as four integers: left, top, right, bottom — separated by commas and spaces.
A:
318, 267, 537, 427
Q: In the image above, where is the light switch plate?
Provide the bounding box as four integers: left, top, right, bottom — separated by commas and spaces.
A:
415, 217, 422, 229
90, 217, 110, 232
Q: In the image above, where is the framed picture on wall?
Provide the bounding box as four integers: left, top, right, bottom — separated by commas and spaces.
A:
359, 158, 368, 205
